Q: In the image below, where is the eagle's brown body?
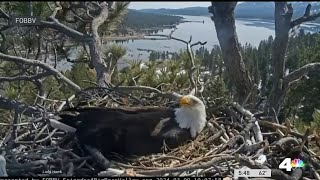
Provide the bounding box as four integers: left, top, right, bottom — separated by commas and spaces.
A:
59, 106, 191, 156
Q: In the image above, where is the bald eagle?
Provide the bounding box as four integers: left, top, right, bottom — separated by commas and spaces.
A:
58, 95, 206, 156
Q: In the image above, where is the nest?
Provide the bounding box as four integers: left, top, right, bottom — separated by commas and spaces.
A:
1, 87, 320, 179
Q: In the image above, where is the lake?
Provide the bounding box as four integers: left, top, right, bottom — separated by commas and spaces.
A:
57, 15, 320, 71
111, 15, 320, 62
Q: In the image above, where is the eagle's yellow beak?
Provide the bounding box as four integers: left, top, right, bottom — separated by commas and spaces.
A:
179, 96, 192, 107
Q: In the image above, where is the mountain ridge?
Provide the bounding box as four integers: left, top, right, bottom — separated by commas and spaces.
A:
135, 2, 320, 22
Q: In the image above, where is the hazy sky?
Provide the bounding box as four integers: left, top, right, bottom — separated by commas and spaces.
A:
129, 2, 211, 10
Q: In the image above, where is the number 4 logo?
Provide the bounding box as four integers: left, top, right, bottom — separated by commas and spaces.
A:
279, 158, 292, 171
279, 158, 305, 171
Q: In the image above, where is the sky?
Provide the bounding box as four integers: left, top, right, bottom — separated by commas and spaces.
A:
129, 2, 211, 10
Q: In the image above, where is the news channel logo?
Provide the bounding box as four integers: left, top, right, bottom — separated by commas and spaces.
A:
279, 158, 305, 171
291, 158, 305, 168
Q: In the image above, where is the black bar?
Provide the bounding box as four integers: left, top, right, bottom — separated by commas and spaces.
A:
0, 177, 224, 180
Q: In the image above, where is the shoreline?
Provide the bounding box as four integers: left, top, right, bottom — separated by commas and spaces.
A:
104, 35, 145, 41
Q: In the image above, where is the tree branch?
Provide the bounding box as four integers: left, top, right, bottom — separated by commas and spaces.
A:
49, 4, 62, 19
283, 62, 320, 85
146, 31, 207, 93
0, 53, 82, 92
115, 85, 182, 100
191, 41, 207, 47
291, 4, 320, 28
40, 21, 88, 41
0, 8, 9, 19
0, 95, 43, 117
88, 3, 112, 86
0, 6, 88, 41
91, 2, 109, 39
0, 72, 52, 82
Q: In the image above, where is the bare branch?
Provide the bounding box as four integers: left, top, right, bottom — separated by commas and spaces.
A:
0, 95, 43, 117
115, 85, 182, 100
0, 8, 9, 19
57, 95, 76, 112
88, 3, 113, 86
191, 41, 207, 47
146, 31, 206, 93
49, 119, 76, 133
49, 5, 62, 19
1, 4, 88, 41
0, 155, 7, 177
291, 4, 320, 28
91, 3, 109, 39
145, 34, 188, 44
283, 62, 320, 85
0, 72, 52, 82
188, 35, 192, 44
304, 4, 312, 16
0, 53, 82, 92
40, 21, 87, 41
46, 2, 54, 12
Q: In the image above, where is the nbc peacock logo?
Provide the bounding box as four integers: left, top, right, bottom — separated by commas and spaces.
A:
279, 158, 305, 171
291, 158, 305, 168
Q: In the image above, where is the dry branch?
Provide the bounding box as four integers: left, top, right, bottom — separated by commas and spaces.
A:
0, 155, 8, 177
0, 95, 43, 117
115, 85, 182, 100
0, 2, 118, 87
0, 72, 52, 82
283, 62, 320, 85
49, 119, 76, 133
0, 52, 81, 92
291, 3, 320, 28
145, 30, 207, 93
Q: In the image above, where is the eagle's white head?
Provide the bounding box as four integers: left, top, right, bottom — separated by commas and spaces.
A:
174, 95, 207, 138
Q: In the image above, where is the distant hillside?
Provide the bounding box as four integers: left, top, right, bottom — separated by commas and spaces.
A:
137, 2, 320, 23
122, 9, 183, 30
139, 7, 209, 16
235, 2, 274, 19
235, 2, 320, 20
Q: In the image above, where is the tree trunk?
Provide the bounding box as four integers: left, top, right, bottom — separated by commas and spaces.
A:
267, 2, 293, 117
88, 41, 112, 87
89, 3, 112, 87
209, 2, 253, 104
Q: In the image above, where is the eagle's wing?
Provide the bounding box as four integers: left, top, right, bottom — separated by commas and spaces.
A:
58, 106, 176, 155
160, 126, 191, 149
151, 118, 171, 136
150, 118, 192, 149
59, 106, 175, 131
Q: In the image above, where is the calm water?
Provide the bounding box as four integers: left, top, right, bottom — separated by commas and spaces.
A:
57, 15, 320, 71
111, 15, 320, 61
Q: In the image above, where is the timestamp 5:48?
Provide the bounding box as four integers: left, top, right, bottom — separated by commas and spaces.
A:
234, 169, 271, 178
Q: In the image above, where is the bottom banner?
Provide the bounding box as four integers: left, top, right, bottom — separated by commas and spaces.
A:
0, 177, 224, 180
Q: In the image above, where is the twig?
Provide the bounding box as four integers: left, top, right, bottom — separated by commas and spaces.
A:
0, 53, 81, 92
299, 128, 310, 151
291, 3, 320, 28
84, 145, 110, 169
0, 154, 8, 177
66, 162, 74, 176
137, 155, 235, 175
49, 119, 76, 133
115, 85, 182, 100
57, 95, 76, 112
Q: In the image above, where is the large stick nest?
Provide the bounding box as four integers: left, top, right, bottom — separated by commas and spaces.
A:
1, 87, 320, 179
